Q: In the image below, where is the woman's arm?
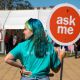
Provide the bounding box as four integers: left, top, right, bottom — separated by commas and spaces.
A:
51, 47, 65, 73
4, 53, 23, 69
5, 53, 32, 75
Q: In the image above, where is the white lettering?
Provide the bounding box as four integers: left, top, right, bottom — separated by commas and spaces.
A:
58, 26, 67, 34
67, 27, 73, 34
63, 17, 68, 25
57, 26, 73, 34
57, 16, 75, 26
69, 15, 75, 26
57, 17, 63, 24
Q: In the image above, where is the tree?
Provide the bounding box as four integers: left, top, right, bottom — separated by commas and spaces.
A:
0, 0, 33, 10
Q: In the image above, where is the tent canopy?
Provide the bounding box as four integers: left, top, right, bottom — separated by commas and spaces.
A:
5, 10, 39, 29
0, 11, 10, 29
0, 9, 52, 30
0, 10, 38, 29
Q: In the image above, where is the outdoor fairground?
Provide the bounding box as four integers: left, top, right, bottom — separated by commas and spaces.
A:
0, 54, 80, 80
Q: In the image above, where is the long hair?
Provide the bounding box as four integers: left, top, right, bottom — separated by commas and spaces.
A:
26, 18, 48, 57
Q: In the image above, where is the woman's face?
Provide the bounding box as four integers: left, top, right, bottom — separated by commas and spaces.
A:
23, 26, 33, 39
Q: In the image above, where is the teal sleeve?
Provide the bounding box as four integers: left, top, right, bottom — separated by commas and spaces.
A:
10, 44, 21, 59
50, 49, 61, 71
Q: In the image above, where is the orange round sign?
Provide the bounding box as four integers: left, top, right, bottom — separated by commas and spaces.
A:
48, 3, 80, 45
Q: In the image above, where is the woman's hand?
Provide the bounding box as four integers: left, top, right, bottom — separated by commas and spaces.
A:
54, 47, 65, 57
20, 67, 32, 76
54, 47, 65, 62
58, 47, 65, 58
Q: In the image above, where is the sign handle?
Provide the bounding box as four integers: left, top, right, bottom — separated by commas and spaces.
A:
60, 57, 64, 80
60, 46, 65, 80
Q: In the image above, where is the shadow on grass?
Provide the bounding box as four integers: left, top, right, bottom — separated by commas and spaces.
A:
0, 54, 6, 57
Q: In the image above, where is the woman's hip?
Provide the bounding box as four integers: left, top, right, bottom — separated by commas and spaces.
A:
20, 76, 50, 80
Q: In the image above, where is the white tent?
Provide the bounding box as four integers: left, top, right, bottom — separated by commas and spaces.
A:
0, 10, 10, 29
0, 9, 52, 30
38, 9, 51, 29
2, 10, 39, 29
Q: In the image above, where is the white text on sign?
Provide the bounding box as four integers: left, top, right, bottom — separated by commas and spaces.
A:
57, 15, 75, 34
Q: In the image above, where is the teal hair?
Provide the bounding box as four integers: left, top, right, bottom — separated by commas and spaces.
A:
25, 21, 32, 31
25, 18, 48, 57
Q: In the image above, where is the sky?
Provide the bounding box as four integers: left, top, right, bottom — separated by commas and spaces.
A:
28, 0, 80, 9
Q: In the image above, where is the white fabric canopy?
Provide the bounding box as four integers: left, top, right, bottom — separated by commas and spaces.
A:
0, 10, 52, 30
0, 10, 10, 29
4, 10, 38, 29
38, 9, 51, 30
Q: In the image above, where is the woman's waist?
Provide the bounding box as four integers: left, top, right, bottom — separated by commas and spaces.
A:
21, 75, 49, 80
22, 72, 49, 78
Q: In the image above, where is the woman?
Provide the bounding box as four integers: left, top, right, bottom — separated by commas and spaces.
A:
5, 18, 65, 80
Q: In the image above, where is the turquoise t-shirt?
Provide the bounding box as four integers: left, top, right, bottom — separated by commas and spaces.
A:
10, 40, 61, 78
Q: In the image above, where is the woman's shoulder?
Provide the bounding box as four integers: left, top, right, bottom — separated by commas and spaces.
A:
17, 40, 27, 46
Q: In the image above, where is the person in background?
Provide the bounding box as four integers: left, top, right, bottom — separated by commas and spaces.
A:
68, 45, 74, 56
74, 43, 78, 58
13, 34, 18, 48
4, 32, 10, 54
74, 39, 80, 58
5, 18, 65, 80
9, 33, 13, 51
